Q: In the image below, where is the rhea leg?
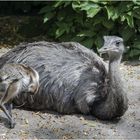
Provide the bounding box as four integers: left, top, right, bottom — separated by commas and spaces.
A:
0, 80, 21, 128
0, 104, 15, 128
5, 103, 13, 117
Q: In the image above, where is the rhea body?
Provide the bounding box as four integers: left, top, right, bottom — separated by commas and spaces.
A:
0, 36, 128, 121
0, 63, 39, 128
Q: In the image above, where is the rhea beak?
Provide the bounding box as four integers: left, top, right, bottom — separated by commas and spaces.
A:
98, 46, 109, 54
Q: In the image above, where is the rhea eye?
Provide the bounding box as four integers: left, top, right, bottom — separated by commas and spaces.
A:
115, 41, 121, 47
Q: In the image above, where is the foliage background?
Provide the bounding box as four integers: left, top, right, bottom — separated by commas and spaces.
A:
0, 1, 140, 59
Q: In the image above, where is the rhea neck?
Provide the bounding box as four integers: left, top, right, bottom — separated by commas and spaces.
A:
108, 52, 122, 84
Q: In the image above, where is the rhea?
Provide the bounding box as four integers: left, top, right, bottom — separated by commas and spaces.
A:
0, 36, 128, 123
0, 63, 39, 128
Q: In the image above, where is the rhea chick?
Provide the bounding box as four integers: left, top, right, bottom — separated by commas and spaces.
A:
0, 63, 39, 128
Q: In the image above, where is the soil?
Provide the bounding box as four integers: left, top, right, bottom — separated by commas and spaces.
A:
0, 48, 140, 139
0, 16, 50, 49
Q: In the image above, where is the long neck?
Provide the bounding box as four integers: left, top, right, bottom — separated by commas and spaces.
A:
106, 54, 128, 118
92, 54, 128, 120
109, 55, 122, 90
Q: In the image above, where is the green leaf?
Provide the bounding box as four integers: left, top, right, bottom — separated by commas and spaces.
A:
72, 36, 85, 42
126, 14, 134, 27
80, 2, 90, 11
87, 6, 101, 18
44, 17, 49, 23
72, 1, 81, 10
43, 12, 54, 23
77, 30, 95, 37
133, 41, 140, 49
39, 5, 53, 14
95, 36, 103, 48
132, 0, 140, 5
53, 1, 64, 8
56, 22, 72, 33
57, 11, 66, 21
133, 7, 140, 19
120, 15, 126, 22
55, 22, 72, 38
80, 2, 101, 18
102, 20, 114, 29
105, 6, 119, 20
64, 2, 71, 7
92, 16, 103, 26
121, 26, 134, 41
81, 38, 94, 48
59, 34, 73, 42
56, 28, 65, 38
118, 2, 131, 14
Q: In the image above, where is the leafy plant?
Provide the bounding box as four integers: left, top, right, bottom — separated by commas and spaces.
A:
39, 0, 140, 59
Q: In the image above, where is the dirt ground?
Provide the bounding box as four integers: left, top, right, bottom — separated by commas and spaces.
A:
0, 48, 140, 139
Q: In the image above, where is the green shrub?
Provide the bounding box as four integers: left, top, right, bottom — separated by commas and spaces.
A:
39, 1, 140, 59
